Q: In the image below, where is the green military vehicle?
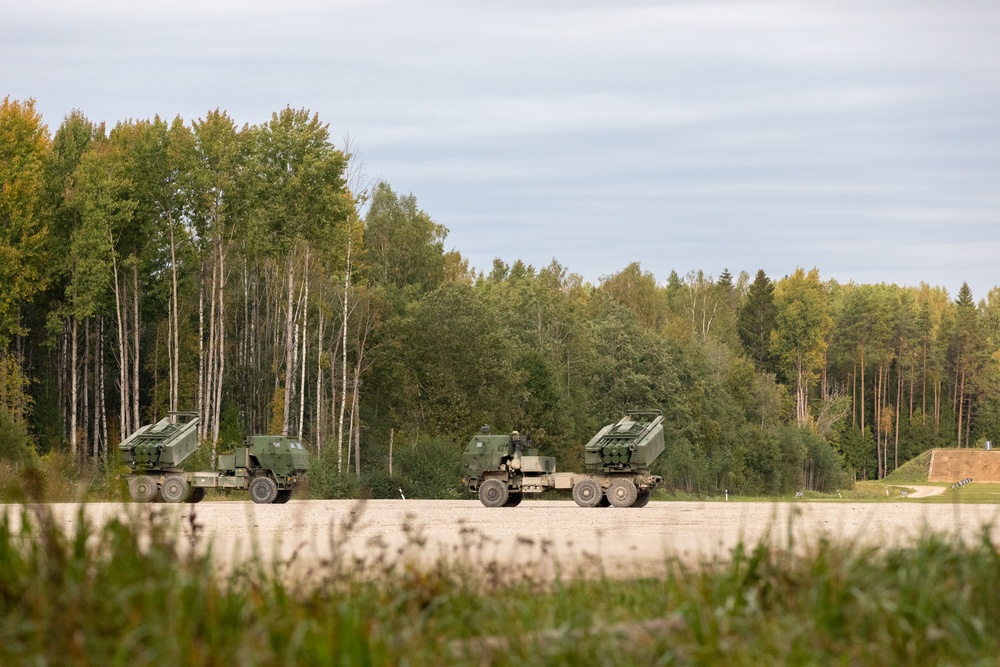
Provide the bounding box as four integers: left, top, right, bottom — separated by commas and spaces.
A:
462, 410, 665, 508
119, 412, 309, 504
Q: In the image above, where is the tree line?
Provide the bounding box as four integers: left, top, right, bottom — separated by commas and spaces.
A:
2, 96, 999, 497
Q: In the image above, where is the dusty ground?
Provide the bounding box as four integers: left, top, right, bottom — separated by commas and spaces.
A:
8, 496, 999, 578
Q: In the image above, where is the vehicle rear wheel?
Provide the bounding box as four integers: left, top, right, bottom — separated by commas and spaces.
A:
274, 490, 292, 504
189, 487, 206, 504
249, 476, 279, 504
632, 489, 651, 507
572, 478, 603, 507
160, 475, 191, 503
128, 475, 160, 503
478, 479, 509, 507
503, 492, 523, 507
608, 478, 638, 508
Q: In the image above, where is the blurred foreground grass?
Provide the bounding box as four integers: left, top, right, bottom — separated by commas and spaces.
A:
2, 502, 1000, 666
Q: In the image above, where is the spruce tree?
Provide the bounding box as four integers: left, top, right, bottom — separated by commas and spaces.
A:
738, 269, 777, 372
718, 267, 733, 290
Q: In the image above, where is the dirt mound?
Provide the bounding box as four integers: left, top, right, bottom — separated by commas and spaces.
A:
928, 449, 1000, 482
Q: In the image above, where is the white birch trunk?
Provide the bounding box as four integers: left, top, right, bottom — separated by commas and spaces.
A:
197, 274, 205, 441
337, 234, 351, 473
290, 317, 299, 434
315, 310, 324, 454
132, 262, 140, 430
282, 251, 296, 436
70, 315, 78, 457
109, 239, 128, 441
99, 315, 107, 453
298, 247, 310, 438
206, 246, 219, 442
329, 325, 342, 466
57, 327, 64, 439
957, 366, 966, 448
83, 317, 89, 458
212, 245, 226, 451
93, 317, 101, 459
169, 220, 179, 413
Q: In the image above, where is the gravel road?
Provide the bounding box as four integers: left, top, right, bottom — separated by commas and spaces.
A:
10, 498, 1000, 578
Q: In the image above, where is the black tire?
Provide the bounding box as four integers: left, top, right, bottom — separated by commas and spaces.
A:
572, 478, 603, 508
503, 492, 523, 507
632, 489, 651, 508
478, 479, 509, 507
160, 475, 190, 503
249, 476, 279, 504
189, 487, 206, 504
128, 475, 160, 503
608, 478, 638, 508
274, 490, 293, 504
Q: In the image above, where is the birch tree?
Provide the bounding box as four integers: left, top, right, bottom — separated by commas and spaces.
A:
771, 268, 832, 427
248, 108, 350, 439
0, 97, 50, 426
68, 141, 137, 442
46, 112, 106, 457
188, 110, 247, 454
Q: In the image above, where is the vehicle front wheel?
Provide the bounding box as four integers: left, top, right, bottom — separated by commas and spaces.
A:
478, 479, 509, 507
249, 476, 279, 504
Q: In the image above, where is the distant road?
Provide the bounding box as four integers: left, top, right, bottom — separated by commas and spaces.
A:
902, 485, 947, 498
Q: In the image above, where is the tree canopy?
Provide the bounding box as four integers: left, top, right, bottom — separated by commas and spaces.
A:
2, 98, 999, 497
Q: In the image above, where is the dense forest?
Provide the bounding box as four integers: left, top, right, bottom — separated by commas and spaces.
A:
2, 96, 999, 498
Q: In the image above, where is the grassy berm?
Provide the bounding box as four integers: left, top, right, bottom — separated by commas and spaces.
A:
2, 504, 1000, 666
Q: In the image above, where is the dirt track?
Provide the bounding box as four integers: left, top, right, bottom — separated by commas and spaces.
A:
10, 498, 1000, 577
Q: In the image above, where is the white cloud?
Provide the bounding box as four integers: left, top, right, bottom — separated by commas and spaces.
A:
2, 0, 998, 296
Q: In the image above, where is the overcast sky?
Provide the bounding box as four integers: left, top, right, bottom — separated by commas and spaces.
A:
4, 0, 998, 297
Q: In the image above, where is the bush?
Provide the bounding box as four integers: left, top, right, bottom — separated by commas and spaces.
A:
310, 434, 463, 500
0, 406, 33, 466
307, 448, 362, 499
774, 426, 852, 493
391, 436, 463, 499
801, 428, 853, 492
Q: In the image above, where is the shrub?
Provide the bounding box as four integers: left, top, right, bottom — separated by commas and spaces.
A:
0, 406, 33, 466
